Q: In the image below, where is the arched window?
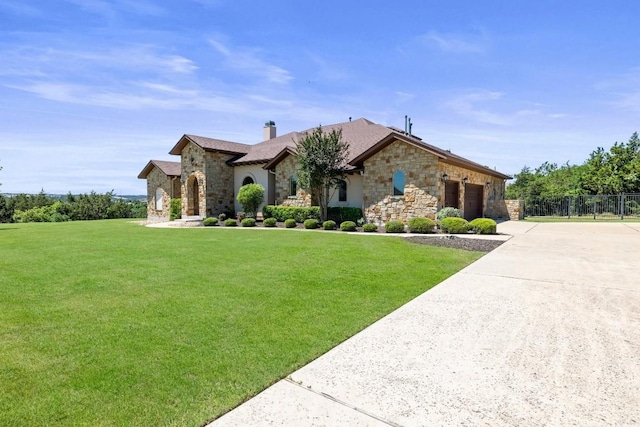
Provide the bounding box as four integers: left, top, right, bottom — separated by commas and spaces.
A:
242, 176, 254, 186
155, 187, 163, 211
393, 171, 405, 196
289, 176, 297, 196
338, 180, 347, 202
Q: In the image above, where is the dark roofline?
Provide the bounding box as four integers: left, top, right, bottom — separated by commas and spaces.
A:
262, 147, 296, 170
137, 160, 181, 179
168, 134, 250, 156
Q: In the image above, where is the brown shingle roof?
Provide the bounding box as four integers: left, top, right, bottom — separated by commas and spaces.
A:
137, 160, 181, 179
159, 118, 510, 180
168, 134, 251, 156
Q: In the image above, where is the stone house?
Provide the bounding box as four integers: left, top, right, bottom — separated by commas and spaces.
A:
138, 118, 512, 223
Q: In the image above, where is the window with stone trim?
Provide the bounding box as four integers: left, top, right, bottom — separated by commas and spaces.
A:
289, 176, 297, 196
338, 179, 347, 202
155, 187, 163, 211
393, 171, 405, 196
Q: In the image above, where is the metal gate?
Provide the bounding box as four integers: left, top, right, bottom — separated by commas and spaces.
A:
524, 194, 640, 219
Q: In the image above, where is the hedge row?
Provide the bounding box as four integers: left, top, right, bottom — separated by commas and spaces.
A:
261, 205, 362, 223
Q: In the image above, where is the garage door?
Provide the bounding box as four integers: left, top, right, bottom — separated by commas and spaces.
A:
464, 184, 483, 220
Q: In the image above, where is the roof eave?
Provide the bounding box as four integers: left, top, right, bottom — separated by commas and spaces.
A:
263, 147, 296, 170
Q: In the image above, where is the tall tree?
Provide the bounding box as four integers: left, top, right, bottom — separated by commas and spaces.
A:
295, 126, 350, 222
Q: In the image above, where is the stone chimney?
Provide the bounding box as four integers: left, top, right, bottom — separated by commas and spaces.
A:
263, 121, 276, 140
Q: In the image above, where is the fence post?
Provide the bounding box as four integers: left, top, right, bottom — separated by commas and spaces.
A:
593, 198, 596, 220
620, 194, 624, 220
568, 196, 571, 219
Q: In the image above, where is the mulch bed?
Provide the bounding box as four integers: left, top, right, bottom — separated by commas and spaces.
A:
405, 235, 504, 252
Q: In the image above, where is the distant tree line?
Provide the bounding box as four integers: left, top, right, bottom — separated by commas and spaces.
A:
0, 191, 146, 223
506, 132, 640, 199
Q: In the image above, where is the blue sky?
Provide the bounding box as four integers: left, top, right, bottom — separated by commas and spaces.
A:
1, 1, 639, 195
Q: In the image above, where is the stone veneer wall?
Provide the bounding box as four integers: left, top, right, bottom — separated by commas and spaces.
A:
273, 155, 312, 207
437, 163, 508, 219
204, 151, 236, 216
363, 140, 440, 224
180, 142, 235, 217
146, 167, 174, 221
504, 199, 524, 220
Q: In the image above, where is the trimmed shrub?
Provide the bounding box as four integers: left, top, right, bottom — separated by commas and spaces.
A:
439, 217, 470, 233
202, 217, 218, 226
284, 218, 297, 228
385, 220, 405, 233
323, 220, 336, 230
327, 206, 363, 223
340, 221, 357, 232
436, 207, 462, 222
261, 205, 320, 223
236, 183, 265, 217
263, 217, 277, 227
169, 198, 181, 221
407, 217, 435, 234
469, 218, 497, 234
363, 223, 378, 232
304, 219, 319, 229
241, 217, 256, 227
224, 218, 237, 227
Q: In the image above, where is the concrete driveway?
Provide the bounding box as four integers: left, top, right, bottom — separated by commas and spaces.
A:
210, 222, 640, 426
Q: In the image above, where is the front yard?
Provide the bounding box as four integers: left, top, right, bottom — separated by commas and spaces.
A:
0, 220, 483, 426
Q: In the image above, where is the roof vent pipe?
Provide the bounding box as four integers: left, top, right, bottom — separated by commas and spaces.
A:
263, 121, 276, 140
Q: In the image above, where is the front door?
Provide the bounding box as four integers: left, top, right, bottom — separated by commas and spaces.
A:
190, 177, 199, 216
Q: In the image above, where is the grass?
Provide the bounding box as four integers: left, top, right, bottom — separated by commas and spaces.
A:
0, 220, 483, 426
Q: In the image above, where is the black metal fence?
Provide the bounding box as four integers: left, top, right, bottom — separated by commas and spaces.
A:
524, 194, 640, 219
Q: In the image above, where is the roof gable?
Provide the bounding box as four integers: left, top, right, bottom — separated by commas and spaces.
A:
169, 134, 251, 156
137, 160, 181, 179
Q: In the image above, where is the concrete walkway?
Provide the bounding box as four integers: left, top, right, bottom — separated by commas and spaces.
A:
209, 222, 640, 426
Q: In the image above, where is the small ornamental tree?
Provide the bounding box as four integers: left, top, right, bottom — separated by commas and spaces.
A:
236, 183, 265, 218
295, 126, 350, 222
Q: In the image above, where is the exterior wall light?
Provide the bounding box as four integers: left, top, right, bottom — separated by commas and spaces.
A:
442, 173, 448, 182
462, 177, 468, 185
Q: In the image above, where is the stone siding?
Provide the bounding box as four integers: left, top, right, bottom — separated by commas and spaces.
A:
273, 155, 312, 206
438, 163, 508, 219
180, 142, 235, 217
504, 199, 525, 220
145, 166, 180, 222
363, 140, 439, 224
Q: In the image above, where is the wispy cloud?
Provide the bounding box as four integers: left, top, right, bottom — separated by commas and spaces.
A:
596, 67, 640, 113
208, 37, 293, 84
63, 0, 165, 17
0, 1, 43, 16
444, 90, 511, 125
420, 30, 488, 54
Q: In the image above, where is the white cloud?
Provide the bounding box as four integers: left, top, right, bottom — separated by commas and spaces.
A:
420, 30, 487, 54
208, 38, 292, 84
444, 90, 512, 125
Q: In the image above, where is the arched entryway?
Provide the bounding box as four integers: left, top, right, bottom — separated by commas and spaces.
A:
186, 175, 200, 216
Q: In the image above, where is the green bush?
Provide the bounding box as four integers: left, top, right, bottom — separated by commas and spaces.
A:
169, 198, 181, 221
363, 223, 378, 232
439, 217, 470, 233
236, 184, 265, 217
322, 220, 336, 230
261, 205, 320, 223
327, 207, 363, 223
469, 218, 497, 234
407, 217, 435, 234
340, 221, 357, 232
224, 218, 237, 227
284, 218, 297, 228
202, 217, 218, 226
436, 207, 462, 222
241, 218, 256, 227
304, 219, 319, 229
384, 220, 405, 233
263, 217, 277, 227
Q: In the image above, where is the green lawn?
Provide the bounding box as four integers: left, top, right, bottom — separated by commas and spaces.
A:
0, 220, 482, 426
